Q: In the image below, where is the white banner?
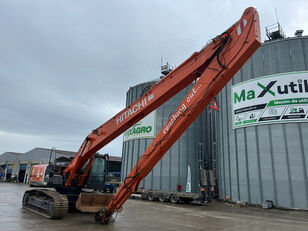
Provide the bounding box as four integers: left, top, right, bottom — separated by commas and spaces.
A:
232, 71, 308, 129
186, 165, 191, 193
123, 110, 156, 141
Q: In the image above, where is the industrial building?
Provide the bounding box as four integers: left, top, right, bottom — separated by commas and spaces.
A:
214, 28, 308, 210
122, 80, 207, 194
0, 147, 122, 183
0, 148, 76, 183
121, 27, 308, 209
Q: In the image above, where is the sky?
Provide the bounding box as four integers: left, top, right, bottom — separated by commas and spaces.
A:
0, 0, 307, 156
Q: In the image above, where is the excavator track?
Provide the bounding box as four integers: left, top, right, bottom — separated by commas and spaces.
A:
22, 189, 69, 219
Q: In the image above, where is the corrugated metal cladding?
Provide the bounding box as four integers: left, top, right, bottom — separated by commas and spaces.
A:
121, 80, 207, 193
215, 36, 308, 209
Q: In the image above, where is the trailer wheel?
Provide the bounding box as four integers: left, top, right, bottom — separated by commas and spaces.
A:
147, 192, 155, 201
169, 194, 179, 204
158, 193, 166, 202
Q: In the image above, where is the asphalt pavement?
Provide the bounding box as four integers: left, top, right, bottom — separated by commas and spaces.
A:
1, 182, 308, 231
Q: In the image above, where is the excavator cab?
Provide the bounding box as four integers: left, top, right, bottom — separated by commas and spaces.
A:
83, 154, 108, 189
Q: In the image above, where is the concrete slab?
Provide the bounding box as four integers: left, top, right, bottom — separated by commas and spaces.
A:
1, 182, 308, 231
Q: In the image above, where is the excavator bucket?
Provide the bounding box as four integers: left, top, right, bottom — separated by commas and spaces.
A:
76, 192, 113, 213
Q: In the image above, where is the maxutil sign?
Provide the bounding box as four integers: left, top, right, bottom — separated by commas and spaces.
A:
123, 110, 156, 142
232, 71, 308, 129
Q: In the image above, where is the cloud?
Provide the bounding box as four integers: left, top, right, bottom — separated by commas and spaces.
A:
0, 0, 307, 157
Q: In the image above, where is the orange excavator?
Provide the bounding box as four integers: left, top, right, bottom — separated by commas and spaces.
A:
22, 7, 261, 224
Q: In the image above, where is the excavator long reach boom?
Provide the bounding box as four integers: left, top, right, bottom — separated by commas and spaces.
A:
64, 7, 260, 224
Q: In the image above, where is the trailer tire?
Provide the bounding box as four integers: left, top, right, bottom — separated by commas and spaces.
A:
147, 192, 155, 201
169, 194, 179, 204
158, 193, 166, 202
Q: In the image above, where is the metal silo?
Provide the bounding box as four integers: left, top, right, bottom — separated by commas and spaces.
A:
121, 80, 207, 193
215, 34, 308, 209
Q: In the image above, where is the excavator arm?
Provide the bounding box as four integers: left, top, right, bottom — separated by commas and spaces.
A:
99, 7, 261, 223
63, 7, 260, 224
64, 43, 220, 187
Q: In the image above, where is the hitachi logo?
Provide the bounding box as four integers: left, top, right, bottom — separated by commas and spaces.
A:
116, 98, 147, 125
234, 79, 308, 104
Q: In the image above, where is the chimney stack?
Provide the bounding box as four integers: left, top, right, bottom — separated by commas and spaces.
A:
294, 30, 304, 37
